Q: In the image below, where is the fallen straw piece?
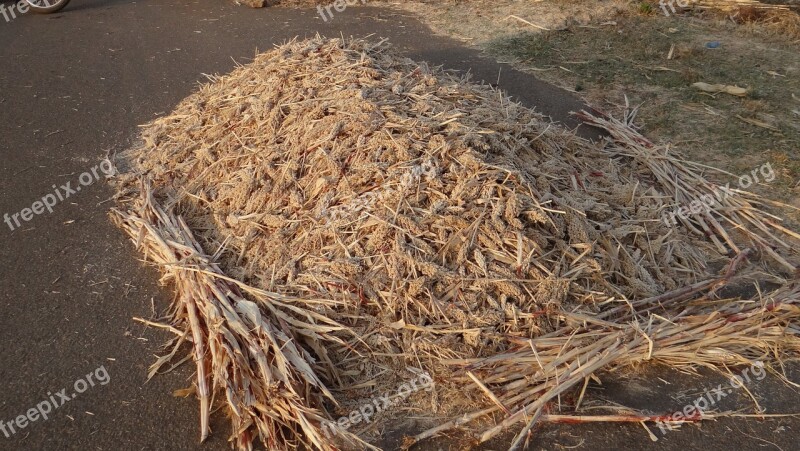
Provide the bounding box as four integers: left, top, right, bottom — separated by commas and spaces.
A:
692, 82, 749, 96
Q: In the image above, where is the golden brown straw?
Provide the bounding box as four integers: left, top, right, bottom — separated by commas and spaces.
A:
111, 36, 800, 450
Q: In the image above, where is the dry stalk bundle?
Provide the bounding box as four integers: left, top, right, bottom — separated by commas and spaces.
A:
576, 109, 799, 272
414, 281, 800, 446
111, 37, 800, 450
113, 182, 367, 450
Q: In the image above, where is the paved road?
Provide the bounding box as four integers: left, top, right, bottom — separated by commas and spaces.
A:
0, 1, 797, 450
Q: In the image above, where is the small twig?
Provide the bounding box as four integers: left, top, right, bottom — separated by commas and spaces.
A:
506, 14, 551, 31
509, 406, 544, 451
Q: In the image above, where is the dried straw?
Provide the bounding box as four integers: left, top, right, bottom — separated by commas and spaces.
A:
111, 37, 800, 450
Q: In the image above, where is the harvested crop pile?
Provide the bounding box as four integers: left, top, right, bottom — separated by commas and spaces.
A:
111, 37, 800, 450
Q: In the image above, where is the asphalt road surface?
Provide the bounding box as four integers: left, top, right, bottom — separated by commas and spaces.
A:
1, 1, 798, 450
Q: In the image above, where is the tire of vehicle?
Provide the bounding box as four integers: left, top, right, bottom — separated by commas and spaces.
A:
25, 0, 70, 14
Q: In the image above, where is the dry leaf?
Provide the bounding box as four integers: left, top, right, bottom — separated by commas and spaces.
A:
173, 387, 196, 397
